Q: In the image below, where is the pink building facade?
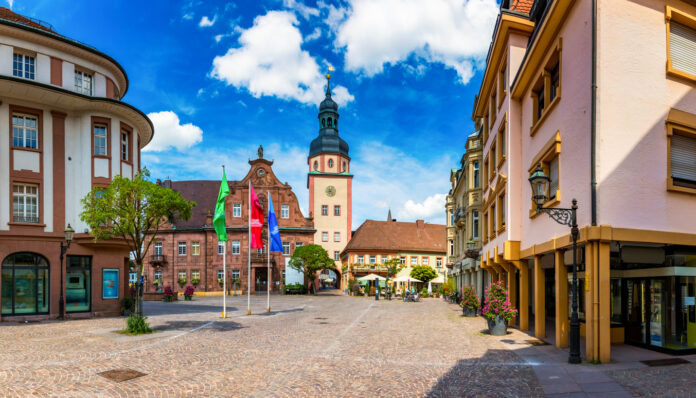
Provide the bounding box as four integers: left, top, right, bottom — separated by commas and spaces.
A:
475, 0, 696, 361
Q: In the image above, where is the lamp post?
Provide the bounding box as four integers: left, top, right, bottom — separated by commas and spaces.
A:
528, 164, 581, 364
58, 224, 75, 320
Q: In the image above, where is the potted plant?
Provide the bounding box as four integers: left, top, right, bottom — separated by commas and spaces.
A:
177, 275, 187, 289
184, 285, 194, 301
231, 278, 241, 295
191, 276, 200, 287
460, 286, 480, 317
162, 286, 174, 302
481, 281, 518, 336
217, 277, 224, 288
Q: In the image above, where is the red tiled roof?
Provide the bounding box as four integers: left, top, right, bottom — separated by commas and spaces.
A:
0, 7, 56, 34
343, 220, 446, 255
509, 0, 534, 14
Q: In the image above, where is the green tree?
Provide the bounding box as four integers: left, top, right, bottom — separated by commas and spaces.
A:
288, 244, 336, 295
384, 258, 403, 277
80, 169, 194, 320
410, 265, 438, 284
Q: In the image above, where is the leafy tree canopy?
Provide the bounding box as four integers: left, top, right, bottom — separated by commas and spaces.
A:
80, 169, 195, 314
288, 244, 335, 294
410, 265, 438, 284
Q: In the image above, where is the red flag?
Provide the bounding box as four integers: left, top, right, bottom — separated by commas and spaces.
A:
250, 184, 264, 249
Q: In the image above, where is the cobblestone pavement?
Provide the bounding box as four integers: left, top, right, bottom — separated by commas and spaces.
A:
605, 364, 696, 397
0, 292, 544, 397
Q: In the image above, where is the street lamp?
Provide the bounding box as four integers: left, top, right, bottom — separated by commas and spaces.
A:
59, 224, 75, 320
528, 164, 581, 364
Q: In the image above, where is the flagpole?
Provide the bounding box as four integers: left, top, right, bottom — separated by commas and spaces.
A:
247, 180, 252, 315
222, 166, 227, 319
267, 190, 271, 313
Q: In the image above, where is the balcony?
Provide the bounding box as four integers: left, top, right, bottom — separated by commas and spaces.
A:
454, 207, 466, 227
150, 254, 167, 266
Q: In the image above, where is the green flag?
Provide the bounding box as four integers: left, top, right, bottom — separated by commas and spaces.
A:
213, 169, 230, 242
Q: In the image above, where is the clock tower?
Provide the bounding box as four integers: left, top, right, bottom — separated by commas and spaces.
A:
308, 74, 352, 269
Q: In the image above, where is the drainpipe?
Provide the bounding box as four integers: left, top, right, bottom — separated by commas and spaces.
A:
591, 0, 598, 226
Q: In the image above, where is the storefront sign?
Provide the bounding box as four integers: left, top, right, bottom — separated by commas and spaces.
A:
103, 269, 119, 299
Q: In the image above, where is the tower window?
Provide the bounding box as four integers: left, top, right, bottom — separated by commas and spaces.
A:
328, 118, 332, 127
328, 159, 334, 168
313, 161, 318, 170
342, 162, 346, 172
322, 119, 325, 127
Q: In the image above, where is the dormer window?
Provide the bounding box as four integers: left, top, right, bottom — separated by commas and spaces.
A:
13, 52, 35, 80
75, 70, 92, 95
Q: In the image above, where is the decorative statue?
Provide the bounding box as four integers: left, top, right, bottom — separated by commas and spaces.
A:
258, 145, 263, 159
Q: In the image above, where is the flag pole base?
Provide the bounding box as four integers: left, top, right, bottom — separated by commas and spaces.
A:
246, 309, 252, 315
266, 307, 271, 313
221, 312, 227, 319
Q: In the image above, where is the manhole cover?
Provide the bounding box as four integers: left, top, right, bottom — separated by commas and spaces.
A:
98, 369, 147, 382
640, 358, 690, 367
525, 339, 549, 346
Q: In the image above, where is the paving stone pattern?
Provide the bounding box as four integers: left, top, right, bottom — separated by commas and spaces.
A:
0, 292, 543, 397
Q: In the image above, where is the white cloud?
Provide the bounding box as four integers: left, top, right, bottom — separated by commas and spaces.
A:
306, 27, 321, 41
283, 0, 320, 20
6, 0, 13, 9
199, 15, 217, 27
399, 194, 447, 221
210, 10, 353, 106
144, 111, 203, 152
182, 12, 194, 20
330, 0, 499, 83
351, 141, 451, 225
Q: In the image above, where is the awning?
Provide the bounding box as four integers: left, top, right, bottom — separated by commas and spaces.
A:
392, 276, 422, 283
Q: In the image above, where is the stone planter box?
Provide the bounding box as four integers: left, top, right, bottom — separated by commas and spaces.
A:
142, 292, 178, 301
462, 306, 477, 317
486, 316, 508, 336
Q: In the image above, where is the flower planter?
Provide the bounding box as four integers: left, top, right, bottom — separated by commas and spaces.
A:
184, 295, 192, 301
462, 306, 477, 317
487, 316, 507, 336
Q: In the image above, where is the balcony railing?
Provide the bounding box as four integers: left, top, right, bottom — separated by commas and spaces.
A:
150, 254, 167, 264
13, 215, 39, 223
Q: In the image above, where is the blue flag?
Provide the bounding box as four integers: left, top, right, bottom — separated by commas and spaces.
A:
268, 195, 283, 252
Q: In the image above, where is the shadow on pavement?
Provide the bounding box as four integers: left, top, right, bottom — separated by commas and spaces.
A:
254, 307, 305, 316
153, 320, 244, 332
425, 349, 543, 398
144, 303, 238, 315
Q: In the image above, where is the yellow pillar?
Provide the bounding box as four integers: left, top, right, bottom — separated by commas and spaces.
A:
598, 241, 611, 363
504, 262, 517, 326
534, 254, 545, 338
555, 249, 569, 348
514, 260, 529, 331
585, 242, 596, 361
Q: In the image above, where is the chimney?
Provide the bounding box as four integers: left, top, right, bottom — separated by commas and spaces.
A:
205, 210, 213, 227
416, 219, 424, 230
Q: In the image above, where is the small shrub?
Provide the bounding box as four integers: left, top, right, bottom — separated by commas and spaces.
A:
482, 281, 518, 322
217, 277, 224, 287
461, 286, 480, 310
191, 277, 200, 286
184, 285, 195, 296
121, 295, 135, 313
125, 314, 152, 334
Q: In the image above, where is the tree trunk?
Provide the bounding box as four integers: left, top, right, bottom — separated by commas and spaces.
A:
135, 261, 144, 317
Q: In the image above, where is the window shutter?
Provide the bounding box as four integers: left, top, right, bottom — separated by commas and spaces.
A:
670, 22, 696, 76
672, 134, 696, 182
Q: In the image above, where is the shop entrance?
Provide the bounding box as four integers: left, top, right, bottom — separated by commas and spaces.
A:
254, 268, 267, 294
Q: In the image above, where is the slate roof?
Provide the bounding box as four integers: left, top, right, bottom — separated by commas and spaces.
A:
343, 220, 446, 255
162, 180, 238, 229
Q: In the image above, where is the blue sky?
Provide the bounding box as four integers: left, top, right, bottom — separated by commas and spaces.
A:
13, 0, 499, 226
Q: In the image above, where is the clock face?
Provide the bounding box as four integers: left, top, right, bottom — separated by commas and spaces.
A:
325, 185, 336, 197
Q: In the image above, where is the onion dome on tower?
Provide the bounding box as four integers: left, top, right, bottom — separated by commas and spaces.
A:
309, 74, 349, 157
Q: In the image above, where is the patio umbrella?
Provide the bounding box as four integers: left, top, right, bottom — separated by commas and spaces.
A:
393, 276, 422, 292
357, 274, 385, 281
428, 281, 432, 295
430, 275, 445, 284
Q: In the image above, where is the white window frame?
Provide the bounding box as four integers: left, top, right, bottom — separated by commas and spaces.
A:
358, 257, 364, 264
322, 232, 328, 242
154, 269, 163, 281
334, 232, 340, 242
282, 242, 290, 255
191, 270, 200, 279
422, 257, 429, 266
370, 255, 376, 264
233, 203, 241, 217
13, 52, 34, 80
94, 125, 107, 156
121, 130, 129, 161
74, 70, 92, 95
400, 256, 406, 264
321, 205, 328, 216
154, 242, 163, 256
232, 240, 240, 255
472, 211, 479, 239
192, 241, 200, 256
295, 242, 303, 248
178, 242, 187, 256
231, 269, 240, 279
12, 114, 38, 149
218, 241, 225, 255
334, 205, 341, 216
12, 183, 39, 223
411, 256, 418, 265
281, 205, 289, 219
437, 258, 442, 267
217, 269, 224, 280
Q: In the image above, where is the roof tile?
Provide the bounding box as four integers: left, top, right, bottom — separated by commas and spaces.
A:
343, 220, 446, 255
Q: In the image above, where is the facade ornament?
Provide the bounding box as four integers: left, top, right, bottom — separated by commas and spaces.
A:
258, 145, 263, 159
